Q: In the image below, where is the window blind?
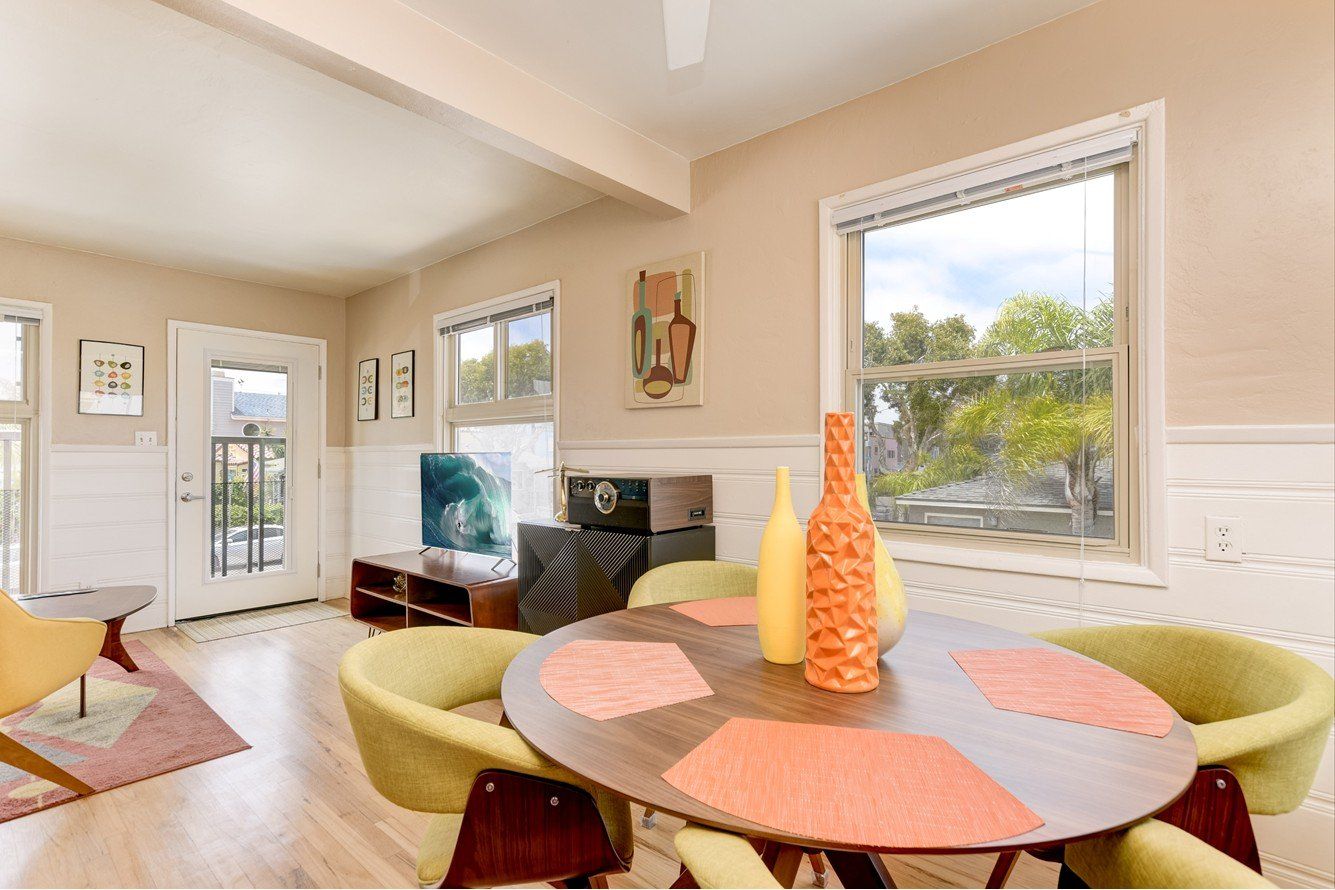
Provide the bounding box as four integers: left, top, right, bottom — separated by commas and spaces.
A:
440, 295, 554, 335
0, 312, 41, 326
833, 129, 1138, 235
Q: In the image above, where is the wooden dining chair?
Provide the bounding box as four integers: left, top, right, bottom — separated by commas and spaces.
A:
0, 592, 105, 795
1034, 625, 1333, 885
339, 626, 634, 888
627, 562, 831, 888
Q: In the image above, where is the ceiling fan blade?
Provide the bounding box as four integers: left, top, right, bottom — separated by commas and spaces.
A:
662, 0, 710, 71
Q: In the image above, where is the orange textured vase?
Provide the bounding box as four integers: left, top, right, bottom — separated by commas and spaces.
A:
804, 412, 879, 693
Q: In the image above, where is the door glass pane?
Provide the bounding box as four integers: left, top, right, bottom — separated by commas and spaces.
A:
452, 421, 554, 539
505, 312, 552, 398
0, 422, 23, 594
209, 362, 288, 577
859, 361, 1115, 539
456, 326, 495, 404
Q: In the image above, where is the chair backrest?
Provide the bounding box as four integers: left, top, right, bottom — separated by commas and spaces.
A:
627, 561, 758, 609
1036, 624, 1333, 813
338, 626, 542, 813
0, 592, 105, 719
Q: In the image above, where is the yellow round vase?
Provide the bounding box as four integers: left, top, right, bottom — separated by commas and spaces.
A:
856, 472, 908, 656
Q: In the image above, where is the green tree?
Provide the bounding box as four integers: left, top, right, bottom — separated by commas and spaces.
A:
458, 339, 551, 402
862, 310, 976, 471
949, 291, 1115, 533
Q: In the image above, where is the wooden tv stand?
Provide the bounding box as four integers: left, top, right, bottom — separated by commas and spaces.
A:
349, 550, 518, 633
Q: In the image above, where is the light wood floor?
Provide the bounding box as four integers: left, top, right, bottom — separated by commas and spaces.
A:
0, 602, 1059, 889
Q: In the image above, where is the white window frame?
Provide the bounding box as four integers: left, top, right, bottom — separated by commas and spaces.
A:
432, 278, 560, 461
818, 102, 1167, 587
0, 298, 51, 596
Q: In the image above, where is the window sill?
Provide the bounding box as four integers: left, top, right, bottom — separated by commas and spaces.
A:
883, 534, 1168, 588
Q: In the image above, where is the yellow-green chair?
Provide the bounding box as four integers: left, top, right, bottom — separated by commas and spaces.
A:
1035, 625, 1334, 885
627, 561, 758, 609
339, 626, 634, 888
674, 824, 781, 889
0, 592, 105, 795
1065, 819, 1276, 889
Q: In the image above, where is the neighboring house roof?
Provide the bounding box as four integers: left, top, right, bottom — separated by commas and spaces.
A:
232, 391, 287, 420
894, 462, 1114, 511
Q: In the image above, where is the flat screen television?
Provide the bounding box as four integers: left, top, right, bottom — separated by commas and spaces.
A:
420, 452, 513, 559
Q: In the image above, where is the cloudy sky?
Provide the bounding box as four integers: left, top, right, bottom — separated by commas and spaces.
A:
863, 173, 1115, 338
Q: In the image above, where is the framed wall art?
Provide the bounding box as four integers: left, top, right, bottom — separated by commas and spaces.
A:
391, 349, 414, 418
357, 357, 378, 421
78, 339, 145, 416
626, 251, 703, 408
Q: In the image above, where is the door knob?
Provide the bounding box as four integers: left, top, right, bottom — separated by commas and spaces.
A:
179, 493, 205, 502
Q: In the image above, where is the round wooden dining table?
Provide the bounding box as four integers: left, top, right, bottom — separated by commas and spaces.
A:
500, 606, 1198, 889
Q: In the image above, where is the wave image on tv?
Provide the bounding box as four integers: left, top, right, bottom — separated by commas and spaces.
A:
420, 452, 513, 559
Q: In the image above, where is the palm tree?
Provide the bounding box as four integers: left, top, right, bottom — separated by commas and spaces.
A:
950, 291, 1115, 533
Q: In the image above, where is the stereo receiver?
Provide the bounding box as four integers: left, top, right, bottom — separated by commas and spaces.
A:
566, 474, 712, 533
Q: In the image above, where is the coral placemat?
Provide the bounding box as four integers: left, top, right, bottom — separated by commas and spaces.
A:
669, 596, 759, 627
540, 640, 714, 721
950, 648, 1174, 737
662, 718, 1042, 848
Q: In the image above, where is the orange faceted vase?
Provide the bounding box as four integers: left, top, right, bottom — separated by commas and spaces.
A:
804, 412, 879, 693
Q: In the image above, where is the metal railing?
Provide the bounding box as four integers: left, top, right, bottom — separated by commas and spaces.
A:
211, 436, 286, 577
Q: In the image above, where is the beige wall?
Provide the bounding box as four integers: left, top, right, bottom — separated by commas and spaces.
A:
345, 0, 1334, 447
0, 237, 347, 446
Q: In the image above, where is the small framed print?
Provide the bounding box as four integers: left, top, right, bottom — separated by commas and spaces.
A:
390, 350, 414, 419
357, 358, 378, 421
78, 339, 145, 416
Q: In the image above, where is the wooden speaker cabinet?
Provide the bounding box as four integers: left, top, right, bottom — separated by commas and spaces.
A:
517, 520, 715, 635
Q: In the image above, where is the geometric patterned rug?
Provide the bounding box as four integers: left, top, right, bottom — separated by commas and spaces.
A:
0, 640, 249, 823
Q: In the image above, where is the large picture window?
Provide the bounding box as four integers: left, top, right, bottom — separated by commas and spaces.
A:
840, 132, 1140, 557
0, 312, 38, 594
439, 287, 556, 534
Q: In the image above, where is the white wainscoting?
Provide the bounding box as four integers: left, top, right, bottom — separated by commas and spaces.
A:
557, 428, 1335, 888
47, 446, 170, 633
344, 443, 432, 567
323, 446, 350, 600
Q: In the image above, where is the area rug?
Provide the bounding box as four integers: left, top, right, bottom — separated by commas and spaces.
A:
0, 640, 249, 822
176, 599, 345, 642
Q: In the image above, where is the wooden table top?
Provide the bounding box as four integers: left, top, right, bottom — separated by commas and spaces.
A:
500, 606, 1198, 855
18, 585, 157, 623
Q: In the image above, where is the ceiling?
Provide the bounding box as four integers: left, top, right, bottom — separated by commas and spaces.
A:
0, 0, 1096, 296
0, 0, 601, 296
402, 0, 1098, 159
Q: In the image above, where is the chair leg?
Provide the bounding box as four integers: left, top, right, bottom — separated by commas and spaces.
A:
641, 806, 657, 829
986, 851, 1018, 888
0, 730, 94, 795
808, 851, 829, 888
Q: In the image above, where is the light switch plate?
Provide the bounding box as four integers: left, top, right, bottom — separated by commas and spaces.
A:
135, 431, 157, 447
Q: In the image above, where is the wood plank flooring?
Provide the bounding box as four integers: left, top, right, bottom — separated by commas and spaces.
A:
0, 602, 1058, 889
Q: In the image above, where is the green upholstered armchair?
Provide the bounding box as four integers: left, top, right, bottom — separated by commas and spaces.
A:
674, 824, 782, 889
1065, 819, 1275, 889
627, 560, 758, 609
339, 626, 633, 888
1035, 625, 1333, 885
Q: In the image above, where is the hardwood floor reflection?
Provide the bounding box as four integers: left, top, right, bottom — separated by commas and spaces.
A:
0, 601, 1058, 888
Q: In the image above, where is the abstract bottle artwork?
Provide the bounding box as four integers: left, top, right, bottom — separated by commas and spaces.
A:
78, 339, 144, 416
626, 252, 704, 408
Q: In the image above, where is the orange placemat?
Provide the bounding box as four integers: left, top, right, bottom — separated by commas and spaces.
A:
539, 640, 714, 721
662, 718, 1043, 849
950, 648, 1174, 737
669, 596, 759, 627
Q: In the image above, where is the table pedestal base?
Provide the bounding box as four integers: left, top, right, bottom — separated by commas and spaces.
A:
80, 616, 140, 718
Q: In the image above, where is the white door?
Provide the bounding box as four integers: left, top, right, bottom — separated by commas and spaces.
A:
174, 327, 321, 620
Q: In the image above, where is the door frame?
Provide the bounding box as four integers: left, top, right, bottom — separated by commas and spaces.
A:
166, 320, 327, 626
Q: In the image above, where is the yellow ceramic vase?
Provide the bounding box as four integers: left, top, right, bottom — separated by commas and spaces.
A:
757, 467, 806, 664
856, 473, 908, 657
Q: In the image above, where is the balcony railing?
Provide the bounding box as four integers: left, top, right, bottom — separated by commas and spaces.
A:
211, 436, 286, 577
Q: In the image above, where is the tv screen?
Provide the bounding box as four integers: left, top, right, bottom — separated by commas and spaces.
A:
420, 452, 513, 559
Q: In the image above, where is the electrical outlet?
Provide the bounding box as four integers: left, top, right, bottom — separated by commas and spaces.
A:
135, 431, 157, 447
1205, 515, 1243, 563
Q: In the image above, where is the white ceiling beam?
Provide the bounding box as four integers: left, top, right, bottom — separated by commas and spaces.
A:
153, 0, 691, 216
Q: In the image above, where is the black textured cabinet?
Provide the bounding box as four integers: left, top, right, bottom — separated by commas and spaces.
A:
517, 520, 715, 634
